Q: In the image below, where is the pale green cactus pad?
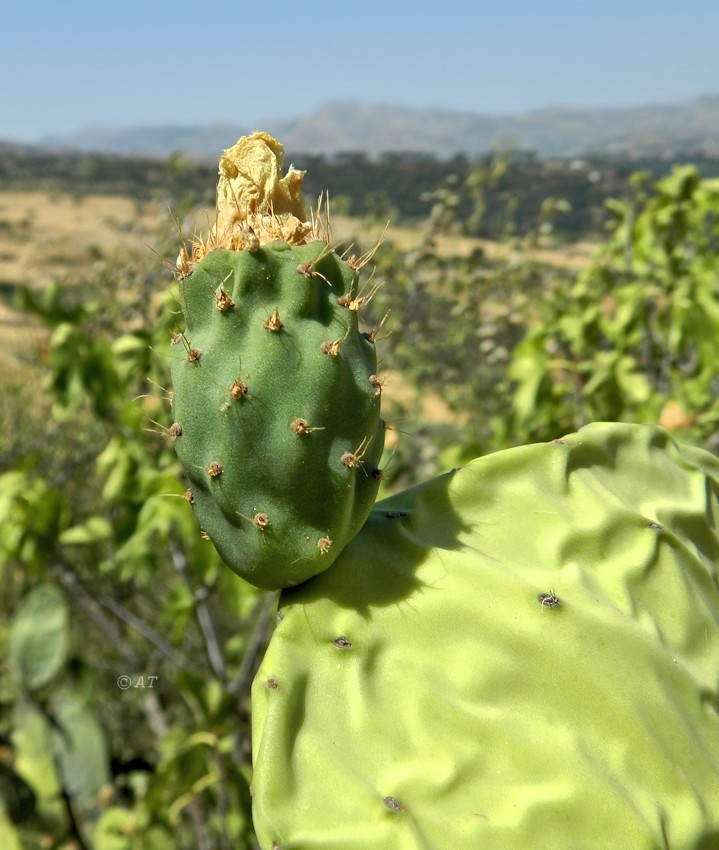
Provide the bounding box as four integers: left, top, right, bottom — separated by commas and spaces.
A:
251, 422, 719, 849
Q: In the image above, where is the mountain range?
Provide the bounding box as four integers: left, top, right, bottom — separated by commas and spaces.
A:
11, 96, 719, 160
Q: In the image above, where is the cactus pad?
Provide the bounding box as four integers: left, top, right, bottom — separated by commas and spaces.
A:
170, 134, 384, 588
252, 422, 719, 848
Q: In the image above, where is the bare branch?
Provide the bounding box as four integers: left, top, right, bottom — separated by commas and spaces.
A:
170, 541, 228, 684
98, 593, 191, 668
228, 592, 278, 698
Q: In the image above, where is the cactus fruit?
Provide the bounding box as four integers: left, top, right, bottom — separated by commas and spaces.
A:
170, 133, 384, 589
251, 422, 719, 849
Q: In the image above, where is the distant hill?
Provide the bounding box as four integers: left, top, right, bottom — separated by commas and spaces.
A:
0, 139, 44, 156
37, 124, 251, 159
13, 95, 719, 160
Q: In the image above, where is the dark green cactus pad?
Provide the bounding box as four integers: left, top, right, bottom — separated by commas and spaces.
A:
252, 423, 719, 848
171, 241, 384, 589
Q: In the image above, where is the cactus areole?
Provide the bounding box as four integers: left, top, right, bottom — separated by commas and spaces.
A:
170, 133, 385, 589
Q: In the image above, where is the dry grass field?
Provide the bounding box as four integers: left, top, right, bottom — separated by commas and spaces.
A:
0, 190, 162, 286
0, 191, 165, 381
328, 215, 596, 270
0, 190, 594, 433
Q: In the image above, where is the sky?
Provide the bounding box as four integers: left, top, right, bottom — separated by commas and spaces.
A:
4, 0, 719, 142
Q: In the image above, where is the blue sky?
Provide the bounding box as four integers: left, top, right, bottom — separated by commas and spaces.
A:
4, 0, 719, 141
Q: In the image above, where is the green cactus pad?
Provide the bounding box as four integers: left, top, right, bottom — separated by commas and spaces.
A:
252, 422, 719, 848
171, 242, 384, 589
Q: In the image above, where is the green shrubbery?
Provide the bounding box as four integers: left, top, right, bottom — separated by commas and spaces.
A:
1, 241, 263, 848
363, 162, 719, 484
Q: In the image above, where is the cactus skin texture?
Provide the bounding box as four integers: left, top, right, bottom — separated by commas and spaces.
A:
170, 133, 384, 589
171, 243, 384, 589
252, 422, 719, 849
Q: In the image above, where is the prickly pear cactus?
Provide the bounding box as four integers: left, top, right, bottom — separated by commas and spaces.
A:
170, 134, 384, 589
252, 422, 719, 849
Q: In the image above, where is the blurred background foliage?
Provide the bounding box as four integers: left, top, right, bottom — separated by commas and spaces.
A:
1, 150, 718, 848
